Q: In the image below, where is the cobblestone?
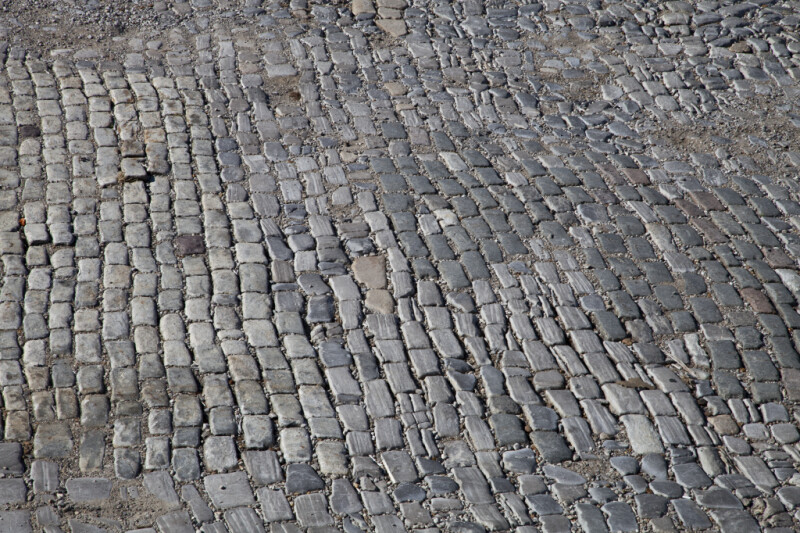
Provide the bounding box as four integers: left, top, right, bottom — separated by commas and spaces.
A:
0, 0, 799, 530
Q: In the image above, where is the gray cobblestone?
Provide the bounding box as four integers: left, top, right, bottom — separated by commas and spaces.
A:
0, 2, 799, 531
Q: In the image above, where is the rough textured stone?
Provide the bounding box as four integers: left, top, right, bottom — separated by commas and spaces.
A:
4, 4, 800, 531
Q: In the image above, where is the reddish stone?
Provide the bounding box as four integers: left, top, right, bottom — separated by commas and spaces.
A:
690, 218, 728, 244
689, 191, 725, 211
597, 164, 625, 185
19, 125, 40, 138
763, 248, 795, 269
174, 235, 206, 256
740, 288, 775, 314
620, 167, 650, 185
674, 198, 704, 218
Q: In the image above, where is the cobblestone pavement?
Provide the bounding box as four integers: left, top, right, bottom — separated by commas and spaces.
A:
1, 0, 800, 532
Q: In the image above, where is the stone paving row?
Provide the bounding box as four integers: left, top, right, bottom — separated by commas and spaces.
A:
2, 0, 800, 532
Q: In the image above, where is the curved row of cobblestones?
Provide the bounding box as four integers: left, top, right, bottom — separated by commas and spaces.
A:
1, 1, 800, 532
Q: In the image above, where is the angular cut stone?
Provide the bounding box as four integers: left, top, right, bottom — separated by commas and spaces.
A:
174, 235, 206, 256
620, 415, 664, 455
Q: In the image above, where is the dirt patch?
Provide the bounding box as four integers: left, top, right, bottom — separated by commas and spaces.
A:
52, 485, 179, 531
0, 0, 180, 52
565, 454, 623, 481
262, 74, 302, 105
652, 96, 800, 179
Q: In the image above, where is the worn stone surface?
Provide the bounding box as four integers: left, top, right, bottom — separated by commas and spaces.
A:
352, 255, 386, 289
1, 0, 800, 531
